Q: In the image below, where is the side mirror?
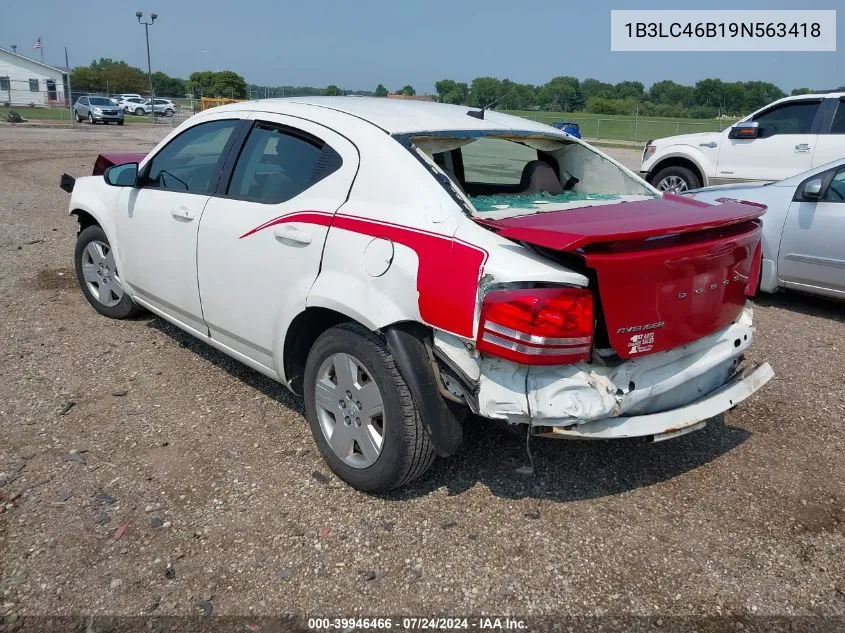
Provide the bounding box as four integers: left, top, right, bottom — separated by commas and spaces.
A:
104, 162, 139, 187
728, 121, 759, 140
802, 177, 823, 200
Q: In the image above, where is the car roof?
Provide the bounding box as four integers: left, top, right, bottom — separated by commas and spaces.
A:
213, 96, 564, 136
773, 92, 845, 104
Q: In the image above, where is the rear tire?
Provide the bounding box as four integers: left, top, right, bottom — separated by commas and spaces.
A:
303, 323, 435, 492
650, 165, 701, 193
74, 110, 82, 123
74, 225, 143, 319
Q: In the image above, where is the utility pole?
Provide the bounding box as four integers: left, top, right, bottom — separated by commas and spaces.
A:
65, 45, 74, 123
136, 11, 157, 124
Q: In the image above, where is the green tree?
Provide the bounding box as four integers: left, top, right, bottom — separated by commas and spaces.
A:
188, 71, 216, 96
694, 78, 726, 109
91, 58, 147, 93
374, 83, 388, 97
741, 81, 786, 111
212, 70, 247, 98
69, 66, 101, 92
581, 78, 616, 101
791, 87, 813, 96
538, 76, 582, 111
189, 70, 246, 98
70, 58, 148, 93
469, 77, 502, 107
721, 82, 747, 115
400, 84, 416, 96
152, 71, 187, 97
614, 80, 645, 100
648, 80, 694, 107
434, 79, 469, 104
324, 84, 342, 96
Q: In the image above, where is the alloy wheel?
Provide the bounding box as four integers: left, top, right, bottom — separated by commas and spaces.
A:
314, 352, 385, 468
655, 175, 688, 193
80, 240, 124, 307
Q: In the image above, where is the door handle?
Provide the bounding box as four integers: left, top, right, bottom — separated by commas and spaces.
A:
794, 143, 811, 152
170, 206, 195, 221
273, 224, 312, 245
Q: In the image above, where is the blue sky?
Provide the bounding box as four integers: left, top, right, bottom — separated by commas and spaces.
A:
2, 0, 842, 93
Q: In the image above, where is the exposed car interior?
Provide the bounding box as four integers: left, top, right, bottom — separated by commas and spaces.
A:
416, 134, 655, 217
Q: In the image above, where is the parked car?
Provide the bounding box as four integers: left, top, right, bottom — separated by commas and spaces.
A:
115, 93, 142, 101
641, 92, 845, 193
122, 98, 176, 117
73, 96, 124, 125
552, 120, 581, 138
59, 98, 773, 491
118, 97, 147, 114
685, 157, 845, 300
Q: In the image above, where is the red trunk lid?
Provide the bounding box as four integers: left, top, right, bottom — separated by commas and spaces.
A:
478, 195, 765, 359
93, 152, 147, 176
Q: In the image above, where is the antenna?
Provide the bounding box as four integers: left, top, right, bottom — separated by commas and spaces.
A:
467, 87, 518, 120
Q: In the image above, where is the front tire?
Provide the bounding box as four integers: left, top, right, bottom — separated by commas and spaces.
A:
74, 225, 142, 319
134, 107, 144, 116
650, 165, 701, 193
87, 112, 94, 124
303, 323, 435, 492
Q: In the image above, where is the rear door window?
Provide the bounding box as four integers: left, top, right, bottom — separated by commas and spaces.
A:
226, 123, 341, 203
829, 101, 845, 134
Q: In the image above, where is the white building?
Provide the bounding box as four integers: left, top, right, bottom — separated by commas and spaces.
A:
0, 47, 68, 107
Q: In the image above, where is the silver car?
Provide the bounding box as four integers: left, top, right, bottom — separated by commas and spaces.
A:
74, 96, 124, 125
686, 158, 845, 300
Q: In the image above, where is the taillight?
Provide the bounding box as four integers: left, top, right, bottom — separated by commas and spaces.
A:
477, 287, 594, 365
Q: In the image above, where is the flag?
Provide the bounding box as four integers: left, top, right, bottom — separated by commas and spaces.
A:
33, 37, 42, 49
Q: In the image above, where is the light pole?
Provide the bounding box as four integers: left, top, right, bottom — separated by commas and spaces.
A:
136, 11, 157, 124
200, 50, 220, 73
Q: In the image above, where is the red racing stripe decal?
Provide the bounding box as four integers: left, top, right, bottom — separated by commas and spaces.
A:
240, 211, 488, 338
238, 210, 334, 238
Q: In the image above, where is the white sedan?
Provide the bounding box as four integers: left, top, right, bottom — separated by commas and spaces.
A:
61, 98, 772, 491
686, 158, 845, 300
123, 98, 176, 116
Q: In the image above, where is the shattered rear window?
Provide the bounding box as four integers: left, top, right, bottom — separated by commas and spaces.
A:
471, 191, 624, 213
406, 131, 656, 219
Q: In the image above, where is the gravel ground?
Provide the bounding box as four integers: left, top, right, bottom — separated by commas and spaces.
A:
0, 124, 843, 624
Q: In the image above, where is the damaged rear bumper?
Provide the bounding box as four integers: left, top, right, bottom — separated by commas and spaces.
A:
434, 303, 774, 441
534, 362, 773, 440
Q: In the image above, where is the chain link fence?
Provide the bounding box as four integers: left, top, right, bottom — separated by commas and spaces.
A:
2, 78, 196, 127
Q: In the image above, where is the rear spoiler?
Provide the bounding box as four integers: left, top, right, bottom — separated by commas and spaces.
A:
476, 194, 766, 252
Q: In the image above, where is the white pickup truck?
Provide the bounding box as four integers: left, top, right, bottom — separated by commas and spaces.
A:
641, 92, 845, 192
